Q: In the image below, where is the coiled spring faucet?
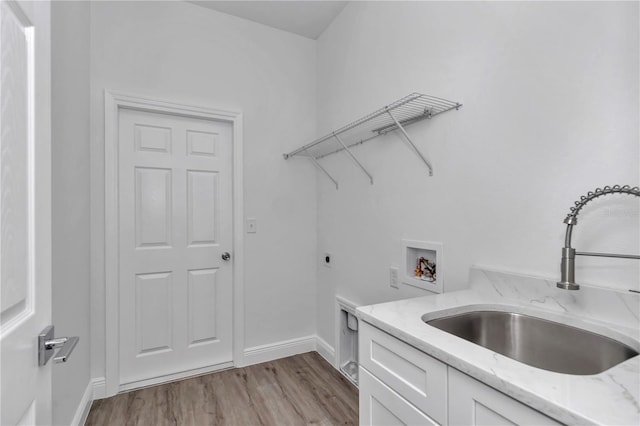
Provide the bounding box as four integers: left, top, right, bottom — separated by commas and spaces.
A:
557, 185, 640, 290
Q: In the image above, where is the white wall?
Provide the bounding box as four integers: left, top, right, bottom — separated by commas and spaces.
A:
316, 2, 639, 347
89, 1, 317, 384
51, 1, 91, 423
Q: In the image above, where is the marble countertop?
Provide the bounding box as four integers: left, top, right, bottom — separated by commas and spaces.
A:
355, 267, 640, 426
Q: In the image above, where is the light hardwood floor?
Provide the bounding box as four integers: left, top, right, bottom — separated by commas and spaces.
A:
86, 352, 358, 426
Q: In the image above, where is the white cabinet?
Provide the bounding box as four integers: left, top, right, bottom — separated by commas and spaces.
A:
359, 322, 563, 426
359, 321, 447, 424
360, 367, 439, 426
448, 368, 561, 426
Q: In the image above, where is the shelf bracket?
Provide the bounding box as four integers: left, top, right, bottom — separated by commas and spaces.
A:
308, 155, 339, 190
333, 132, 374, 185
386, 107, 433, 176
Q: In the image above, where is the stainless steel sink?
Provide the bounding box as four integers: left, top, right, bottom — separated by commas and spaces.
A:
424, 310, 638, 375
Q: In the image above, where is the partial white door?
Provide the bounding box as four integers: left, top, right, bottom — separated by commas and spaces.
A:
118, 108, 233, 387
0, 0, 52, 424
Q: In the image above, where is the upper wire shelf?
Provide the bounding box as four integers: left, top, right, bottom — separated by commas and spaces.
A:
283, 92, 462, 188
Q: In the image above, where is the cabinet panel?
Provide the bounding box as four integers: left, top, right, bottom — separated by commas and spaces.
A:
360, 322, 448, 425
448, 368, 562, 426
360, 367, 439, 426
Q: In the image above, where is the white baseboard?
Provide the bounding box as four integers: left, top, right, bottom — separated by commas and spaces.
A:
119, 361, 234, 393
93, 335, 338, 400
71, 381, 93, 426
315, 335, 336, 366
243, 335, 316, 366
91, 377, 106, 400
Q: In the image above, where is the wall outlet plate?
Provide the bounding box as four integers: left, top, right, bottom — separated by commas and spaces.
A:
390, 267, 399, 289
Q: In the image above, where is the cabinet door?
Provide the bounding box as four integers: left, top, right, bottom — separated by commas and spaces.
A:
360, 367, 439, 426
448, 368, 562, 426
360, 322, 448, 424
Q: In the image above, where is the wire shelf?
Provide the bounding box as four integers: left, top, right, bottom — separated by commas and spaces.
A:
283, 92, 462, 188
284, 93, 461, 160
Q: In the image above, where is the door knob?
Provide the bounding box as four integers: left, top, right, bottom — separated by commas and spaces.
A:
38, 325, 79, 366
221, 252, 231, 261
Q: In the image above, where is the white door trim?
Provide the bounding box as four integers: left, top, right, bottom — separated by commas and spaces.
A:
103, 90, 244, 396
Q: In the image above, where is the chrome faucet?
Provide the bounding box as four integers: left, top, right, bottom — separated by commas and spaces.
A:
557, 185, 640, 290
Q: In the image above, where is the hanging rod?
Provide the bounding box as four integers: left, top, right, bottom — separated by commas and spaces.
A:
283, 92, 462, 188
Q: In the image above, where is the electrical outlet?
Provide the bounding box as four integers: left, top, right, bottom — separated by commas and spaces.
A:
246, 218, 257, 233
390, 267, 399, 289
323, 253, 331, 267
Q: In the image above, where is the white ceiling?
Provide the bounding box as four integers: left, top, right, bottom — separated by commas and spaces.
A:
190, 1, 348, 39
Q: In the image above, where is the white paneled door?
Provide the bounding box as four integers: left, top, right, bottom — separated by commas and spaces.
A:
0, 0, 52, 424
118, 108, 233, 386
